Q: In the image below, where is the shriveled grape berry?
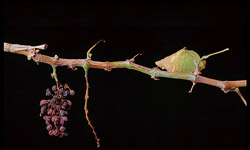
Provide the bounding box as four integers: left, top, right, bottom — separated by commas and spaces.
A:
52, 85, 57, 92
69, 90, 75, 96
59, 88, 64, 94
40, 100, 48, 106
53, 129, 60, 136
66, 100, 72, 106
59, 110, 66, 116
47, 109, 52, 115
59, 119, 64, 125
46, 124, 52, 131
46, 88, 51, 96
59, 126, 66, 132
45, 120, 50, 125
41, 106, 46, 114
43, 115, 50, 121
61, 116, 68, 121
59, 132, 68, 138
63, 90, 69, 97
48, 130, 53, 136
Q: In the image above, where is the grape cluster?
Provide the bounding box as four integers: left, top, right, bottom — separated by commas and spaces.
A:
40, 83, 75, 138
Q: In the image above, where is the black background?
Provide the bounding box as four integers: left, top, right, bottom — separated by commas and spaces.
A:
4, 2, 246, 150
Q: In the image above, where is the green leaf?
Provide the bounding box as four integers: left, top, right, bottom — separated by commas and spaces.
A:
155, 48, 206, 73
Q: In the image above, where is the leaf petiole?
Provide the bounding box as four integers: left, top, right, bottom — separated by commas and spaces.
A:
195, 48, 229, 73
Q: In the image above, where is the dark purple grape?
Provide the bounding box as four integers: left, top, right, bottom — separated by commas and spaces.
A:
69, 90, 75, 96
46, 124, 52, 131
